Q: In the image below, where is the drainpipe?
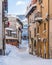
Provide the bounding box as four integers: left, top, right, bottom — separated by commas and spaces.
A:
2, 1, 5, 55
48, 0, 49, 59
28, 16, 30, 45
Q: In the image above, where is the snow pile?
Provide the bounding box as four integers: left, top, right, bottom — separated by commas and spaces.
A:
20, 40, 28, 48
5, 44, 18, 55
0, 41, 52, 65
5, 44, 19, 58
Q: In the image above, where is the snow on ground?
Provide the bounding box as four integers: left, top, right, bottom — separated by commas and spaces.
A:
19, 39, 28, 48
0, 40, 52, 65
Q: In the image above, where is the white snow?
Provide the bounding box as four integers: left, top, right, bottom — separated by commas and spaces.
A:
0, 40, 52, 65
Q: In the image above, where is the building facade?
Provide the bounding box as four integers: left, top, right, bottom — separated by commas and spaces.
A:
49, 0, 52, 59
26, 0, 52, 59
5, 15, 18, 46
26, 0, 37, 55
0, 0, 8, 55
16, 17, 23, 44
5, 15, 23, 47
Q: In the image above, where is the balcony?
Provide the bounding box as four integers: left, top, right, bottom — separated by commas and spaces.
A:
26, 4, 37, 17
5, 28, 14, 31
35, 17, 43, 21
34, 12, 43, 23
5, 36, 17, 40
11, 32, 17, 38
43, 30, 47, 33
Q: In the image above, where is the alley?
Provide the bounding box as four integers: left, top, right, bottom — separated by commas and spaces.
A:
0, 0, 52, 65
0, 39, 52, 65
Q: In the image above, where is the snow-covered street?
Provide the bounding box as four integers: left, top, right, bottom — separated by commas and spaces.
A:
0, 40, 52, 65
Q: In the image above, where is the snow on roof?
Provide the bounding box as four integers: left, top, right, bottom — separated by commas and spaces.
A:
5, 28, 14, 31
26, 4, 37, 16
22, 18, 27, 22
6, 36, 17, 40
16, 16, 21, 21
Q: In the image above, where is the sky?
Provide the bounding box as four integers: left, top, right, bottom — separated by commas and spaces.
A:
8, 0, 31, 15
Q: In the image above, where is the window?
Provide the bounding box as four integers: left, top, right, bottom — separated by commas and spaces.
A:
34, 40, 36, 47
29, 31, 31, 39
44, 23, 46, 30
7, 30, 12, 36
14, 34, 17, 38
34, 28, 36, 37
30, 19, 31, 23
35, 12, 41, 18
37, 27, 39, 33
38, 0, 42, 4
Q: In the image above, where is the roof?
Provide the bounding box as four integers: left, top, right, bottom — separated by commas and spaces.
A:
16, 17, 23, 26
17, 15, 25, 20
26, 4, 37, 17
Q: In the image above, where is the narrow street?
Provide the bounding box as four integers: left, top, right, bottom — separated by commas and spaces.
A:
0, 39, 52, 65
0, 0, 52, 65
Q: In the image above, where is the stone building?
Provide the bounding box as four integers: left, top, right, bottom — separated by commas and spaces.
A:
26, 0, 52, 59
0, 0, 8, 55
26, 0, 37, 55
5, 15, 23, 47
16, 17, 23, 44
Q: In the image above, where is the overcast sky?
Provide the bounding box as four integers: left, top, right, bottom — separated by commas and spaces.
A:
8, 0, 31, 15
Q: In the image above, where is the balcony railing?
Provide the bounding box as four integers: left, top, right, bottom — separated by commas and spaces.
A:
34, 12, 43, 23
